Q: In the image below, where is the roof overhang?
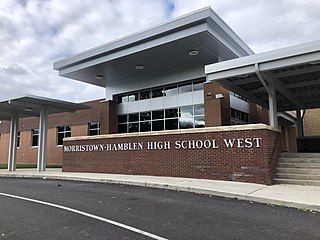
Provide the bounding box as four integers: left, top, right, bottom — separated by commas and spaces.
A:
53, 7, 253, 87
0, 95, 90, 121
205, 40, 320, 111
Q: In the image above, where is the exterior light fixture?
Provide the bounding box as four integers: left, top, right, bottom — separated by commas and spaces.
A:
95, 75, 103, 80
135, 65, 144, 70
188, 50, 198, 56
215, 93, 224, 99
238, 74, 249, 78
24, 107, 33, 112
310, 60, 320, 65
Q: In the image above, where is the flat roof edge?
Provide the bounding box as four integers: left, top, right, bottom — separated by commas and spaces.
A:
205, 39, 320, 75
53, 6, 253, 71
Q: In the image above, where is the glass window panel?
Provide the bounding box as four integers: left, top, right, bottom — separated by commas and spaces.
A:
57, 133, 64, 145
152, 120, 164, 131
90, 122, 99, 129
57, 126, 64, 132
165, 119, 178, 130
165, 108, 178, 118
128, 122, 139, 133
180, 106, 193, 117
118, 115, 127, 123
65, 131, 71, 138
120, 96, 128, 103
118, 124, 127, 133
128, 93, 138, 102
65, 126, 71, 132
32, 129, 39, 146
152, 110, 164, 120
195, 116, 205, 128
17, 132, 20, 147
129, 113, 139, 122
90, 129, 99, 136
164, 86, 177, 97
178, 83, 192, 94
152, 88, 164, 98
179, 117, 194, 129
194, 104, 204, 116
193, 81, 204, 91
140, 91, 150, 100
140, 111, 151, 121
140, 121, 151, 132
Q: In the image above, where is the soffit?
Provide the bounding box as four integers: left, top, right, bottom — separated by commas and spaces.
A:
205, 40, 320, 111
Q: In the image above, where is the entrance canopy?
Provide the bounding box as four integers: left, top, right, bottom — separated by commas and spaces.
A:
0, 95, 88, 120
0, 95, 89, 172
205, 40, 320, 112
53, 7, 253, 97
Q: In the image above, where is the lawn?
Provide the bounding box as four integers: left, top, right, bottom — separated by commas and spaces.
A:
0, 164, 62, 169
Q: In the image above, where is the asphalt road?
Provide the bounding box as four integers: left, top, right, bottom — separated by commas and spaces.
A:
0, 178, 319, 240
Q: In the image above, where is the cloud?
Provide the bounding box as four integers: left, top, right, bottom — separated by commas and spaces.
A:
0, 0, 320, 103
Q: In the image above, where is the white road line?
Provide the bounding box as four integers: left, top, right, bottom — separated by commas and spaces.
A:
0, 192, 168, 240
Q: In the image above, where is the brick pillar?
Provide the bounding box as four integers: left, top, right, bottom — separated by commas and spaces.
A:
249, 102, 259, 123
100, 100, 117, 134
204, 82, 230, 127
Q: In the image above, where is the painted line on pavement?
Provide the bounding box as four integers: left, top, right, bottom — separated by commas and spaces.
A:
0, 192, 168, 240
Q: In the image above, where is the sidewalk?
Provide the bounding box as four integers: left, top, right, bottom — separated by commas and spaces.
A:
0, 168, 319, 212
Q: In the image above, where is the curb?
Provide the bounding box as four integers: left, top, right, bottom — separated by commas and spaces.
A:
0, 174, 319, 213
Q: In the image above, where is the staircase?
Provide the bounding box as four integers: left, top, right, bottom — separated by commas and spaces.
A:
274, 152, 320, 186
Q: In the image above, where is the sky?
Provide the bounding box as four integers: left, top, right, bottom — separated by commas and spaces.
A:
1, 0, 320, 103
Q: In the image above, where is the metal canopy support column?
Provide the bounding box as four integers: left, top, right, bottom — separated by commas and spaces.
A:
255, 63, 278, 128
296, 109, 304, 137
8, 112, 19, 171
268, 81, 278, 129
37, 106, 48, 172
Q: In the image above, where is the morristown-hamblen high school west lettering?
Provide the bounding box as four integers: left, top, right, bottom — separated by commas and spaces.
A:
63, 137, 262, 152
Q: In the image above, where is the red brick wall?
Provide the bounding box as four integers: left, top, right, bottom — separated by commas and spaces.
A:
204, 82, 231, 127
63, 125, 281, 184
0, 99, 101, 165
100, 100, 117, 134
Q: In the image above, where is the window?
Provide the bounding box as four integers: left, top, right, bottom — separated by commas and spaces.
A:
164, 86, 177, 97
128, 93, 138, 102
116, 104, 205, 133
152, 88, 164, 98
178, 82, 192, 94
32, 129, 39, 146
57, 125, 71, 145
88, 122, 100, 136
17, 132, 20, 148
140, 90, 151, 100
230, 108, 249, 125
193, 80, 204, 91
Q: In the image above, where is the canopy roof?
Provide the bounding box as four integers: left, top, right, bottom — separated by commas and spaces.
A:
53, 7, 253, 87
205, 40, 320, 111
0, 95, 90, 120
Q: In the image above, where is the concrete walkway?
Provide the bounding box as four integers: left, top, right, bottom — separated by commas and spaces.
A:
0, 169, 319, 212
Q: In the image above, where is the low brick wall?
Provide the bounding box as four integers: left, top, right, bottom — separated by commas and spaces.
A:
63, 124, 281, 184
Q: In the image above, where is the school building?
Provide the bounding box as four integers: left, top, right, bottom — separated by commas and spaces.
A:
1, 7, 319, 185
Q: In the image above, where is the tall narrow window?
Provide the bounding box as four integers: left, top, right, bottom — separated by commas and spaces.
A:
57, 125, 71, 145
32, 129, 39, 146
88, 122, 100, 136
17, 132, 20, 148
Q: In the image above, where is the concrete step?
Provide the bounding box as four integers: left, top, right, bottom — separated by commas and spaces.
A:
273, 178, 320, 186
277, 162, 320, 168
279, 152, 320, 158
278, 158, 320, 163
277, 167, 320, 174
276, 173, 320, 181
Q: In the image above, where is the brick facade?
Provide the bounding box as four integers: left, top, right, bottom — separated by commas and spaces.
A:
304, 109, 320, 136
63, 125, 281, 185
204, 82, 231, 126
0, 99, 102, 165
